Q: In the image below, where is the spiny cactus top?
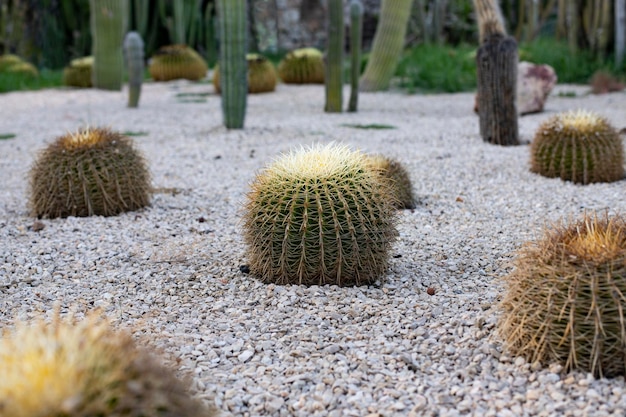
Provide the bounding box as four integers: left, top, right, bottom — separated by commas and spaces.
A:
29, 127, 151, 218
0, 312, 218, 416
530, 110, 624, 184
498, 212, 626, 377
243, 143, 397, 286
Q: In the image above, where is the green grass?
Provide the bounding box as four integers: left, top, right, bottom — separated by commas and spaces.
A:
340, 123, 397, 130
0, 69, 64, 93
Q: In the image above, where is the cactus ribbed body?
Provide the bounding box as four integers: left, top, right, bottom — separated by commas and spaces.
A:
366, 154, 415, 209
89, 0, 128, 90
324, 0, 344, 113
359, 0, 412, 91
123, 32, 144, 108
278, 48, 325, 84
499, 213, 626, 377
348, 0, 363, 112
149, 44, 208, 81
63, 56, 94, 88
243, 144, 397, 287
217, 0, 248, 129
530, 110, 624, 184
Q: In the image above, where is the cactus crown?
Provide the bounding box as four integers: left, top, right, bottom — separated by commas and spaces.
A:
243, 143, 397, 286
530, 110, 624, 184
498, 212, 626, 377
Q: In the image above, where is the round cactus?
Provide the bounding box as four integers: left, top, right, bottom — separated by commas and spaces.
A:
277, 47, 325, 84
0, 54, 24, 71
0, 312, 218, 417
149, 44, 208, 81
243, 143, 397, 286
213, 53, 278, 94
63, 56, 94, 88
366, 154, 416, 209
498, 212, 626, 377
29, 127, 151, 218
4, 61, 38, 78
530, 110, 624, 184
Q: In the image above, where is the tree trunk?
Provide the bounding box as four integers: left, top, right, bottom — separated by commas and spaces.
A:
476, 34, 519, 146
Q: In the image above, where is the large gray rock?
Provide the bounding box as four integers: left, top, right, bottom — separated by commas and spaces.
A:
517, 61, 557, 115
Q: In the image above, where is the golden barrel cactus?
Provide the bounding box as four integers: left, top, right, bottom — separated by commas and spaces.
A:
530, 110, 624, 184
149, 44, 208, 81
29, 127, 151, 218
0, 312, 218, 416
243, 143, 397, 286
277, 47, 325, 84
213, 53, 278, 94
366, 154, 415, 209
499, 212, 626, 377
62, 56, 94, 88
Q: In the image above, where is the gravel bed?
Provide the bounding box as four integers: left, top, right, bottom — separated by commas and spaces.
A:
1, 81, 626, 416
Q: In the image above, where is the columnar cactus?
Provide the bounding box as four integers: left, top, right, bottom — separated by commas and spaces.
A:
29, 127, 151, 218
243, 143, 398, 286
0, 312, 218, 416
498, 212, 626, 377
278, 48, 325, 84
123, 31, 144, 108
89, 0, 128, 90
348, 0, 363, 112
324, 0, 344, 113
216, 0, 248, 129
530, 110, 624, 184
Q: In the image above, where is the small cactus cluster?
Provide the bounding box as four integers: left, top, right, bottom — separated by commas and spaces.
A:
366, 154, 416, 209
213, 53, 277, 94
0, 54, 38, 78
498, 212, 626, 377
277, 48, 325, 84
149, 44, 208, 81
530, 110, 624, 184
29, 127, 151, 218
243, 143, 397, 286
0, 312, 218, 416
62, 56, 94, 88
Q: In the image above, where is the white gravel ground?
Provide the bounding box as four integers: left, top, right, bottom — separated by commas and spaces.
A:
1, 80, 626, 416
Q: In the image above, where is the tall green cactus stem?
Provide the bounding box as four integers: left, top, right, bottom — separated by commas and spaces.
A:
123, 31, 144, 108
324, 0, 344, 113
359, 0, 412, 91
348, 0, 363, 112
217, 0, 248, 129
89, 0, 128, 90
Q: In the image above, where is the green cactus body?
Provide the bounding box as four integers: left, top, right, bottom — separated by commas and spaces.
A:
217, 0, 248, 129
530, 110, 624, 184
366, 154, 415, 209
29, 127, 151, 218
149, 44, 208, 81
243, 143, 397, 286
348, 0, 363, 112
324, 0, 344, 113
63, 56, 94, 88
0, 312, 218, 416
278, 48, 325, 84
0, 54, 24, 71
213, 53, 277, 94
123, 31, 144, 108
89, 0, 128, 90
4, 61, 38, 78
359, 0, 412, 91
499, 213, 626, 377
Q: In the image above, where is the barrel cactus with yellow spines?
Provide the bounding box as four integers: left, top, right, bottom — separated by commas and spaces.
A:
213, 53, 278, 94
278, 47, 325, 84
243, 143, 398, 286
0, 54, 23, 71
4, 61, 38, 78
499, 212, 626, 377
63, 56, 94, 88
149, 44, 208, 81
530, 110, 624, 184
0, 312, 218, 417
29, 127, 151, 218
366, 154, 415, 209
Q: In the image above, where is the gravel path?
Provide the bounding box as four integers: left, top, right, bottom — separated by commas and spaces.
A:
1, 81, 626, 416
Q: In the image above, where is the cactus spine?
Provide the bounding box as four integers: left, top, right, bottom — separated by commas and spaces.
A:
216, 0, 247, 129
324, 0, 344, 113
348, 0, 363, 112
89, 0, 128, 90
123, 31, 144, 108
